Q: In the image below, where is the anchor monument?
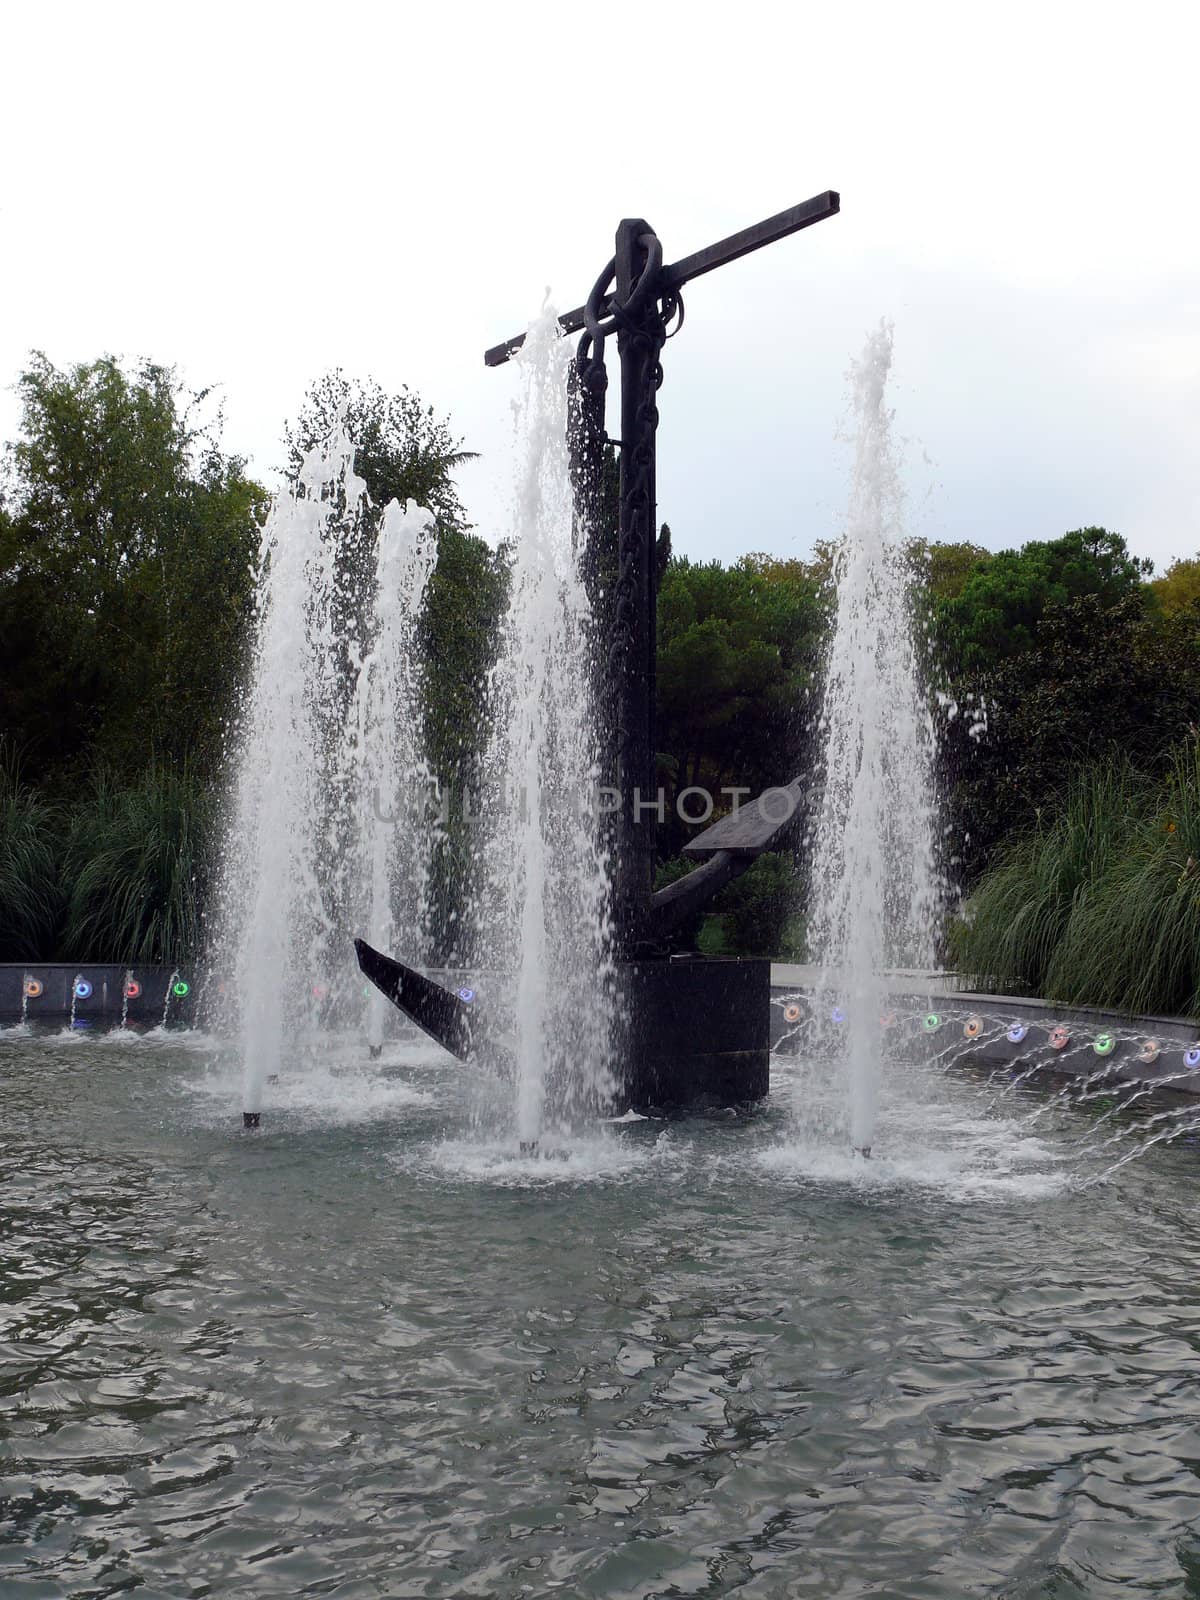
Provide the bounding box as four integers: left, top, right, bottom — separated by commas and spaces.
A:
357, 190, 840, 1110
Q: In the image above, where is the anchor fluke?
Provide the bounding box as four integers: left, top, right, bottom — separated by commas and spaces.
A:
354, 938, 477, 1061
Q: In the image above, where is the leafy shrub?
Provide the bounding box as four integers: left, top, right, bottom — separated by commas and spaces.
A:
717, 852, 798, 958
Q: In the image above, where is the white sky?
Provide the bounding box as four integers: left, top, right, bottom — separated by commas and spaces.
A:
2, 0, 1198, 571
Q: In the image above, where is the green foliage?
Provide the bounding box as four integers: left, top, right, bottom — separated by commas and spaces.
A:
417, 526, 510, 960
0, 353, 267, 785
716, 852, 798, 957
0, 761, 211, 964
935, 526, 1150, 674
284, 368, 506, 785
942, 591, 1200, 881
285, 370, 475, 528
652, 855, 708, 954
1150, 556, 1200, 617
656, 552, 826, 855
5, 341, 1199, 997
0, 757, 64, 961
905, 537, 992, 602
654, 852, 800, 958
950, 760, 1145, 994
60, 766, 213, 965
420, 526, 509, 781
952, 745, 1200, 1018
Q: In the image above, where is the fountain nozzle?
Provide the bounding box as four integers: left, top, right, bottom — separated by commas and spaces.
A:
853, 1145, 872, 1160
243, 1111, 262, 1130
519, 1140, 539, 1156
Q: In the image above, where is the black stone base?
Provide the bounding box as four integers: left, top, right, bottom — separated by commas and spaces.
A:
618, 957, 770, 1113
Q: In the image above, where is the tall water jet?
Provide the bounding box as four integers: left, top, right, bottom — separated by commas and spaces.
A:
805, 323, 940, 1153
473, 307, 615, 1148
341, 499, 438, 1056
214, 424, 435, 1115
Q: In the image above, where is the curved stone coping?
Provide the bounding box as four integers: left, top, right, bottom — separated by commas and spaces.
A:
769, 977, 1200, 1099
0, 963, 197, 1022
0, 962, 493, 1026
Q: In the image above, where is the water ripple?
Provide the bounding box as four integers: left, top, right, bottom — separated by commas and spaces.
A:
2, 1031, 1200, 1596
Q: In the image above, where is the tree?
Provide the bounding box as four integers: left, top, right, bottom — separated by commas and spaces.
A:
0, 353, 267, 784
1151, 556, 1200, 617
942, 591, 1200, 884
905, 537, 992, 602
285, 371, 475, 527
935, 526, 1151, 675
655, 553, 826, 857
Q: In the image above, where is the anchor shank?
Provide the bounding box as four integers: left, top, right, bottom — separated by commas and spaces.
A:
610, 218, 665, 950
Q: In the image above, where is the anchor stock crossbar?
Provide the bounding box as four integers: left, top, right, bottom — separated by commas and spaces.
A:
484, 191, 840, 368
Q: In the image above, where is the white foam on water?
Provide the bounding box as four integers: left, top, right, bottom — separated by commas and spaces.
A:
769, 1041, 1072, 1198
42, 1027, 87, 1047
90, 1025, 222, 1052
412, 1127, 690, 1188
756, 1123, 1070, 1201
362, 1037, 453, 1072
182, 1054, 432, 1127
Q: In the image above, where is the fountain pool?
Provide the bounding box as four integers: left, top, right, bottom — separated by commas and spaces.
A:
4, 1022, 1200, 1598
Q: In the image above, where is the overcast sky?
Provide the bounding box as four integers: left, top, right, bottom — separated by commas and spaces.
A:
2, 1, 1197, 571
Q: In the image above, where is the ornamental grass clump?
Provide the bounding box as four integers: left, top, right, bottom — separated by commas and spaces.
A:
953, 744, 1200, 1018
1047, 743, 1200, 1017
0, 761, 64, 961
61, 766, 213, 965
951, 760, 1145, 998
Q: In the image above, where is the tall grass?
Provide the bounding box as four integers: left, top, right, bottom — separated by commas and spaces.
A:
60, 766, 213, 965
0, 760, 65, 961
953, 745, 1200, 1018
